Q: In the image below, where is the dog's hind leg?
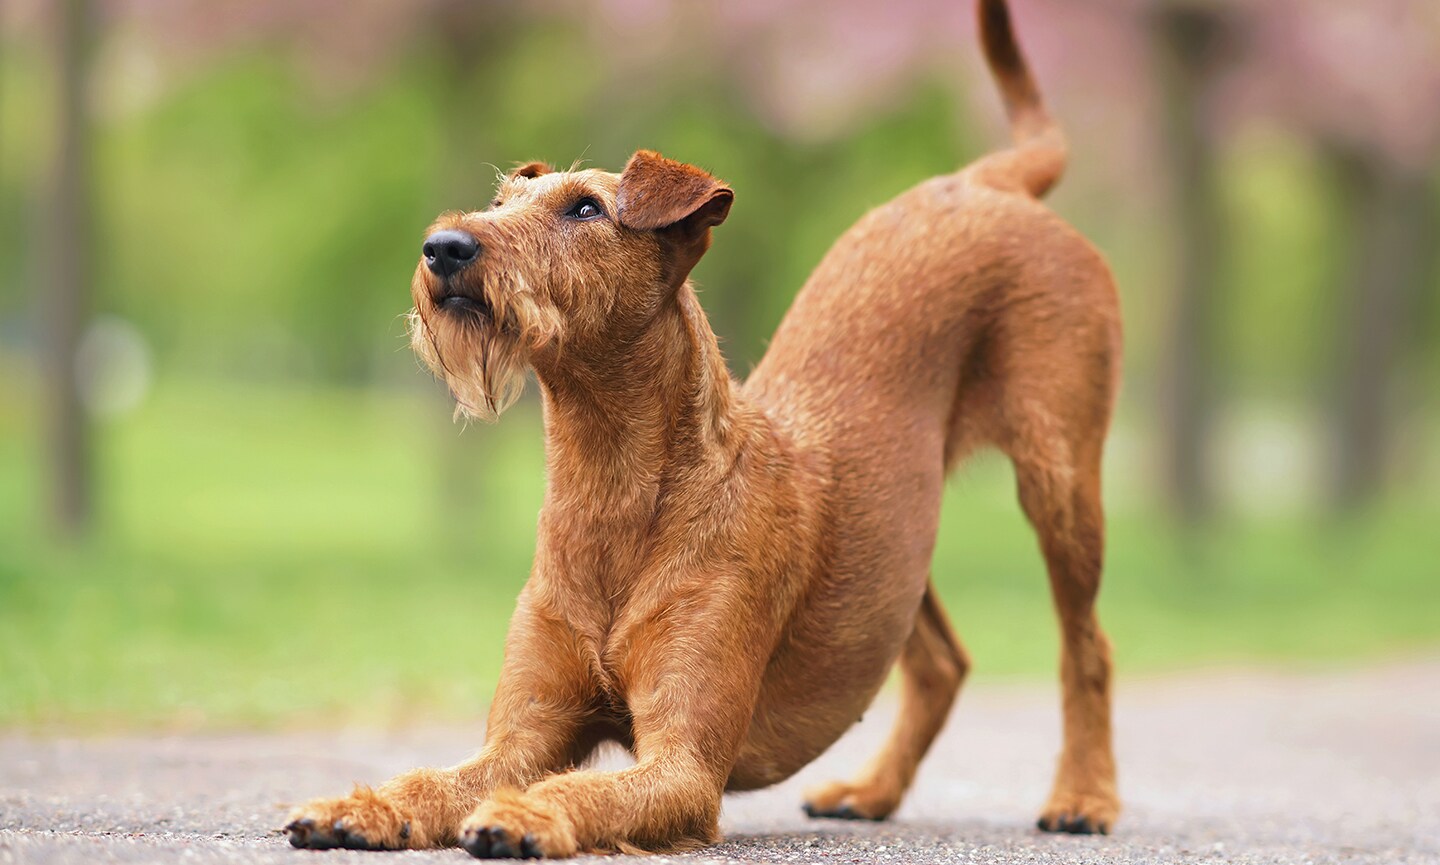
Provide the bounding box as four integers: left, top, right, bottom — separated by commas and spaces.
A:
801, 582, 969, 821
1011, 432, 1120, 835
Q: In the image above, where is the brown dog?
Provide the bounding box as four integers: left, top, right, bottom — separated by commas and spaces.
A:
285, 0, 1121, 856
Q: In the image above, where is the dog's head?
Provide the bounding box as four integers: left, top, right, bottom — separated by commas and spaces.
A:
408, 151, 732, 421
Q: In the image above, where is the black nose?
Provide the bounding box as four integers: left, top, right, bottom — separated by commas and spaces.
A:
422, 229, 480, 277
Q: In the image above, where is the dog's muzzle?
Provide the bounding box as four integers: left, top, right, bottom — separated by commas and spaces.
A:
422, 229, 479, 278
422, 229, 492, 318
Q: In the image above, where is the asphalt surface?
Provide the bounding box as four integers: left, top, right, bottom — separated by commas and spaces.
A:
3, 658, 1438, 864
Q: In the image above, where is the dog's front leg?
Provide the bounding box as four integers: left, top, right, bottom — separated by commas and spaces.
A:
457, 608, 762, 858
285, 599, 598, 850
458, 746, 725, 859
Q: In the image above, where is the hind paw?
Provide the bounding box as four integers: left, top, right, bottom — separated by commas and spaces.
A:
1036, 789, 1119, 835
801, 780, 896, 821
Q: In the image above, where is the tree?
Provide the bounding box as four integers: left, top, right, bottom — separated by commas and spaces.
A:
1226, 0, 1440, 510
44, 0, 96, 538
1327, 146, 1436, 510
1152, 0, 1232, 523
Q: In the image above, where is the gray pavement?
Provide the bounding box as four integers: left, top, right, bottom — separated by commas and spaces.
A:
3, 659, 1438, 864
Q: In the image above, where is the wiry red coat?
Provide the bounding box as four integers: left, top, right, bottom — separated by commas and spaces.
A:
286, 0, 1121, 857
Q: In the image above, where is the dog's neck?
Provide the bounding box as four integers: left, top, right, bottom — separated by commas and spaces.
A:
533, 283, 740, 516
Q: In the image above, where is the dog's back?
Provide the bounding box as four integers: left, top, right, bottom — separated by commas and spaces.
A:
736, 0, 1122, 823
746, 0, 1119, 491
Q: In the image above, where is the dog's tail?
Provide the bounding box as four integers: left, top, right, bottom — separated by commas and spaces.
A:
971, 0, 1067, 198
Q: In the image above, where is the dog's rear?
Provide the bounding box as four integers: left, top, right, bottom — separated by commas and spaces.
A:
748, 0, 1122, 834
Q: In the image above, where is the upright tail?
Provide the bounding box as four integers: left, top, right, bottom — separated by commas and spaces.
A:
972, 0, 1067, 198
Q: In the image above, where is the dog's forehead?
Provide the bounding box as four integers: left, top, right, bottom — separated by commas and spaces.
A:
500, 169, 619, 202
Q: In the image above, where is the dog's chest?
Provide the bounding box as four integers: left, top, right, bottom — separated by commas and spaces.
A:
538, 524, 676, 693
568, 583, 676, 701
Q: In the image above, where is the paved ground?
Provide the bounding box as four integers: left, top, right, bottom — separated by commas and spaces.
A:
3, 659, 1438, 864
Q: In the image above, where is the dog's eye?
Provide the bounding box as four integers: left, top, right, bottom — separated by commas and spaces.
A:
565, 198, 604, 221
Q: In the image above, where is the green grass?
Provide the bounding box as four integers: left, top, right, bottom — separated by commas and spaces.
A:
1, 371, 1437, 731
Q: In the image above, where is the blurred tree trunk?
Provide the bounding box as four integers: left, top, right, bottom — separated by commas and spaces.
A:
1153, 2, 1229, 524
1327, 145, 1436, 511
44, 0, 95, 539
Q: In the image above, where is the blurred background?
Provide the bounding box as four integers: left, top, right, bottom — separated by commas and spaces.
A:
1, 0, 1436, 731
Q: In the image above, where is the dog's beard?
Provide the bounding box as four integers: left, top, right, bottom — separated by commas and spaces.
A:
407, 278, 561, 423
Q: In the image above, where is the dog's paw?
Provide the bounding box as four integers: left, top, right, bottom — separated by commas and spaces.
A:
800, 780, 894, 822
1036, 789, 1119, 835
284, 785, 423, 850
459, 790, 578, 859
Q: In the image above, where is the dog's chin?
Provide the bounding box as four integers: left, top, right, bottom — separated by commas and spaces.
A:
407, 303, 528, 424
408, 266, 562, 423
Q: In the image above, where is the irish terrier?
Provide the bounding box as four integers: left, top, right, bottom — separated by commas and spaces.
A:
285, 0, 1121, 856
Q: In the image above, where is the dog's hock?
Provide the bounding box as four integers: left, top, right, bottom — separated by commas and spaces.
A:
616, 150, 733, 234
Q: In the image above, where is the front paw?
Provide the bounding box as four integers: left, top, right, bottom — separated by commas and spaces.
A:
284, 785, 422, 850
459, 790, 578, 859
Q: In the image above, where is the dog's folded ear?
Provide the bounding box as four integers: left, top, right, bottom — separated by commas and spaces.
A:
509, 161, 553, 180
617, 151, 733, 234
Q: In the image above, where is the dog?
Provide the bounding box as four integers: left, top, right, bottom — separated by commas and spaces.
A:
284, 0, 1121, 856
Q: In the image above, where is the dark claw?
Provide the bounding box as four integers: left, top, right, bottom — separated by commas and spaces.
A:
1074, 816, 1106, 835
287, 818, 338, 849
1040, 814, 1075, 834
489, 830, 517, 858
333, 820, 374, 850
520, 834, 541, 858
801, 802, 880, 822
400, 821, 411, 841
1039, 813, 1106, 836
463, 827, 530, 859
285, 819, 312, 849
461, 827, 492, 859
